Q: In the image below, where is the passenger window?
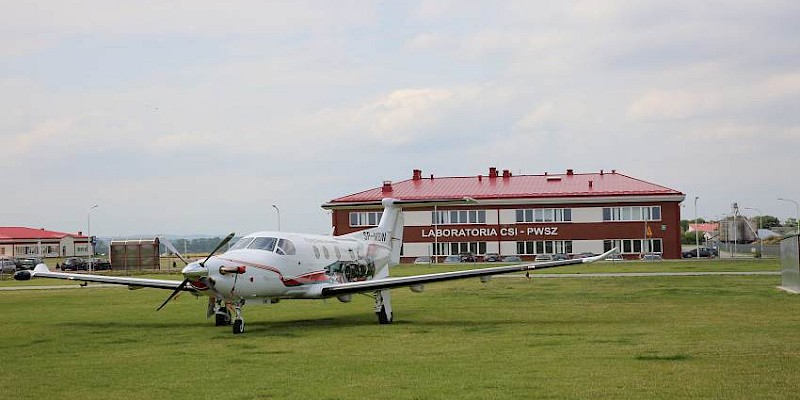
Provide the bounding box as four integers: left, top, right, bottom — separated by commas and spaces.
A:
334, 246, 341, 260
277, 239, 296, 255
313, 246, 320, 259
322, 247, 330, 259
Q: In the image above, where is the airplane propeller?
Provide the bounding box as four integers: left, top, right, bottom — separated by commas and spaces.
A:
156, 232, 236, 311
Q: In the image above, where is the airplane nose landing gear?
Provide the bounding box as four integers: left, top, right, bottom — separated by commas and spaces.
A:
232, 300, 246, 334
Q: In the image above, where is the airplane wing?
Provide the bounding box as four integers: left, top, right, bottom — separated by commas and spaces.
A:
320, 248, 618, 297
14, 264, 192, 291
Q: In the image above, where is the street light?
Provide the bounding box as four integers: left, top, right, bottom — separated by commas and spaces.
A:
744, 207, 763, 258
272, 204, 281, 231
87, 204, 98, 270
777, 198, 800, 235
694, 196, 700, 258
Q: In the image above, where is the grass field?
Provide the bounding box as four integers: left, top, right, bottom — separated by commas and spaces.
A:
1, 259, 798, 399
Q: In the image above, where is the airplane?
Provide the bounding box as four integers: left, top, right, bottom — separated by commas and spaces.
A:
14, 198, 616, 334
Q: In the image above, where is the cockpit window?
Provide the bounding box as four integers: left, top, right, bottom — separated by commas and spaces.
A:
276, 238, 296, 256
229, 237, 254, 251
247, 237, 277, 252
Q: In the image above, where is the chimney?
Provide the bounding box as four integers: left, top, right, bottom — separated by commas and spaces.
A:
381, 180, 393, 193
502, 169, 511, 178
478, 175, 483, 181
412, 169, 422, 180
78, 231, 83, 236
489, 167, 498, 178
588, 180, 594, 188
611, 169, 616, 174
600, 169, 604, 176
567, 169, 574, 176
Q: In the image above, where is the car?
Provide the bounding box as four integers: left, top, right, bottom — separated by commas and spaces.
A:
640, 253, 663, 261
483, 253, 502, 262
17, 257, 43, 270
61, 257, 87, 271
443, 255, 462, 263
682, 247, 718, 258
534, 254, 553, 261
553, 253, 569, 261
501, 255, 522, 262
459, 252, 477, 262
0, 258, 17, 274
86, 258, 112, 270
413, 256, 431, 264
605, 253, 624, 261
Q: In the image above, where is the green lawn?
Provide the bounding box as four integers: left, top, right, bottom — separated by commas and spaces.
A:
1, 259, 797, 399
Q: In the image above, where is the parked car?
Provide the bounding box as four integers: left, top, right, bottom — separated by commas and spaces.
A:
483, 253, 502, 262
534, 254, 553, 262
682, 247, 718, 258
443, 255, 462, 263
86, 258, 112, 270
0, 259, 17, 274
413, 256, 431, 264
62, 257, 86, 271
553, 253, 569, 261
605, 253, 624, 261
501, 255, 522, 262
459, 252, 477, 262
640, 253, 663, 261
17, 257, 43, 270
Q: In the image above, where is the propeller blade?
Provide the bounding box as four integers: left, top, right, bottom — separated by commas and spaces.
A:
160, 236, 190, 265
156, 278, 189, 311
200, 232, 236, 267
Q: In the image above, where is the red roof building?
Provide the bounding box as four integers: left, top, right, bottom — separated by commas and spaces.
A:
0, 227, 90, 258
324, 168, 685, 261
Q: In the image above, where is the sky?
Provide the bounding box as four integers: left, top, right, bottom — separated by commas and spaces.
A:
2, 1, 799, 238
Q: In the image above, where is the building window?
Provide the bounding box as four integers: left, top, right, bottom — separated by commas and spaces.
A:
432, 241, 487, 256
349, 211, 383, 227
602, 206, 661, 222
515, 208, 572, 223
432, 210, 486, 225
515, 240, 573, 255
604, 239, 663, 254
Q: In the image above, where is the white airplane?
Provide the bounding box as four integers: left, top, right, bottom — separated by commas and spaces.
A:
15, 198, 616, 334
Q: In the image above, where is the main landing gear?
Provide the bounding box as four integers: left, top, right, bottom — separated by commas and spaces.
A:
374, 290, 393, 324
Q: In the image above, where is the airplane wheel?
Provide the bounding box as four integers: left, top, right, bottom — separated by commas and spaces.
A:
215, 313, 231, 326
376, 306, 393, 324
232, 319, 245, 334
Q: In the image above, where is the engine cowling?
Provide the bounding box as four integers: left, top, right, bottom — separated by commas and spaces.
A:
13, 270, 32, 281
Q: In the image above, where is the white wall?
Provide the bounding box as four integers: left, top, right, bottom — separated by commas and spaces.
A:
571, 207, 604, 223
572, 240, 605, 254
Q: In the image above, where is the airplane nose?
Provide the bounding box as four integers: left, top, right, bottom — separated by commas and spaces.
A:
182, 262, 208, 280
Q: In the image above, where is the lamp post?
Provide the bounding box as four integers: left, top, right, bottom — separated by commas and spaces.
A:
272, 204, 281, 231
87, 204, 98, 271
744, 207, 763, 258
777, 198, 800, 235
694, 196, 700, 258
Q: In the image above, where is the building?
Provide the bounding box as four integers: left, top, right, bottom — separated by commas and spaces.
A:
0, 227, 91, 258
323, 168, 685, 261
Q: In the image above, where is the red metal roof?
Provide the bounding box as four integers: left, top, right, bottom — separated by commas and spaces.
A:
329, 169, 683, 204
0, 227, 84, 240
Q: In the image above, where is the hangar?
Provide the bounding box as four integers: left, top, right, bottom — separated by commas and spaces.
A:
0, 227, 91, 258
323, 168, 685, 262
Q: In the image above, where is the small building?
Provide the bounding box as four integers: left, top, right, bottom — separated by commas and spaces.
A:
0, 227, 91, 258
324, 168, 685, 261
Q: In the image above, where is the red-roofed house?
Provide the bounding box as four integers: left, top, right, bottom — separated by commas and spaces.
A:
0, 227, 90, 258
323, 168, 685, 261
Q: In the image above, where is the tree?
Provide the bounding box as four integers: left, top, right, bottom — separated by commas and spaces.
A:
786, 218, 799, 230
755, 215, 781, 229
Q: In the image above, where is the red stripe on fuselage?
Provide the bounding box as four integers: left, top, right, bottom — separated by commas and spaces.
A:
218, 257, 330, 287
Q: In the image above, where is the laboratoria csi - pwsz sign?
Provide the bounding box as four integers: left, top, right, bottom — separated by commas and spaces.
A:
421, 227, 558, 238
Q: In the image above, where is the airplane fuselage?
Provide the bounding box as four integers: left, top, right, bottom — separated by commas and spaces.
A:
190, 231, 391, 303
